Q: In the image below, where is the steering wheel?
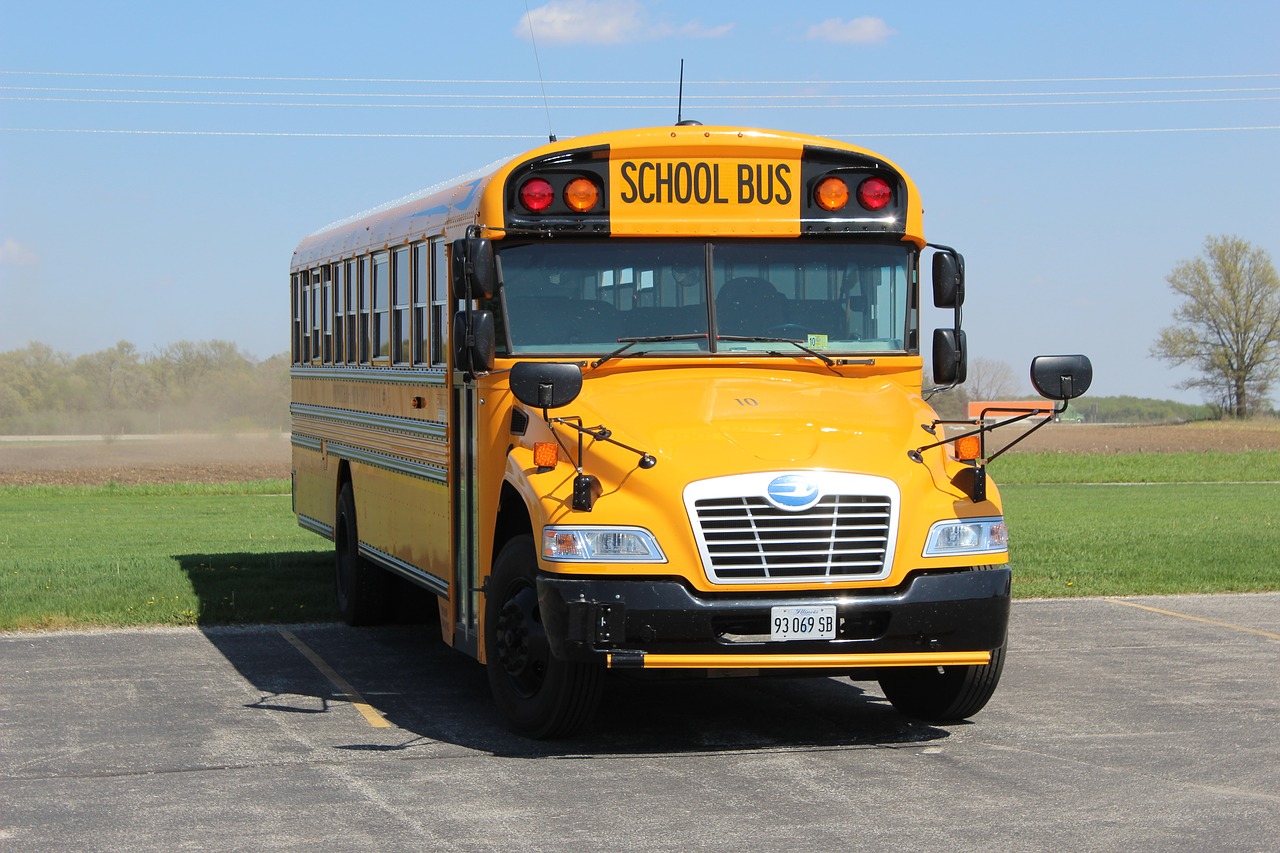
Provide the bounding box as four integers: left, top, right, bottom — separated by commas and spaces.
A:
763, 323, 810, 341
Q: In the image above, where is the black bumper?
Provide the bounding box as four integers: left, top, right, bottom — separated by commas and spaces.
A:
537, 567, 1011, 667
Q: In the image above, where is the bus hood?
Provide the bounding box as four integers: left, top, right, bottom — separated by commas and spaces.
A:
564, 366, 932, 476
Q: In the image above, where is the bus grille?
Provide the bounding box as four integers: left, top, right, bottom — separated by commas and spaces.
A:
692, 494, 892, 583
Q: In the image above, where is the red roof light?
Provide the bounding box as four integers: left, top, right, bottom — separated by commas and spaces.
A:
856, 177, 893, 211
519, 178, 555, 212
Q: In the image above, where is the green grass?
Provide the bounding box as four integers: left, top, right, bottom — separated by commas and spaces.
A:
995, 452, 1280, 597
0, 480, 334, 632
1004, 483, 1280, 598
995, 449, 1280, 484
2, 456, 1278, 631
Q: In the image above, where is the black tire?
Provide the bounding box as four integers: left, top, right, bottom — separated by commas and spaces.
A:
334, 482, 385, 626
485, 535, 603, 738
879, 644, 1006, 723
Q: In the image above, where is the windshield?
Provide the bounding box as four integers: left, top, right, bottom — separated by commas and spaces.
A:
492, 240, 914, 357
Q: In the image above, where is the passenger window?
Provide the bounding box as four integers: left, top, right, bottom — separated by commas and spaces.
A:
392, 247, 410, 365
431, 239, 449, 367
413, 243, 430, 365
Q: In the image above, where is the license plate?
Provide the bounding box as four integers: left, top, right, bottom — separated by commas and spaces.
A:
770, 605, 837, 642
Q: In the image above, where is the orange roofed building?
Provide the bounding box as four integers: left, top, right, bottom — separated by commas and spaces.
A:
967, 400, 1055, 422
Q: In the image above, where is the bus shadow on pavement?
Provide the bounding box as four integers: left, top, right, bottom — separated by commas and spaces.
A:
176, 550, 338, 624
199, 619, 951, 759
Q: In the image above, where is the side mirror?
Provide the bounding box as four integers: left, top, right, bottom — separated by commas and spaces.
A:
1030, 354, 1093, 400
510, 361, 583, 409
932, 251, 965, 309
450, 237, 496, 300
932, 328, 967, 385
453, 309, 495, 373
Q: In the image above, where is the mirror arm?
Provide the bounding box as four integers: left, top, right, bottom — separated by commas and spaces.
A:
910, 400, 1071, 502
980, 400, 1067, 464
914, 402, 1064, 458
546, 415, 658, 470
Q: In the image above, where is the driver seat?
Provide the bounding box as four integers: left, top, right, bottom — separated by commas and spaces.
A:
716, 276, 788, 337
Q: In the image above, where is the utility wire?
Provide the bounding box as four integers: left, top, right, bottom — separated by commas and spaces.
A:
5, 95, 1277, 110
3, 69, 1279, 85
4, 84, 1279, 100
4, 125, 1277, 139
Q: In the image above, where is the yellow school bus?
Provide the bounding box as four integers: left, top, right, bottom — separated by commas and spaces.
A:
290, 124, 1091, 737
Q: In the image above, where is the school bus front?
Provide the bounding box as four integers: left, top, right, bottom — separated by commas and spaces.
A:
457, 127, 1020, 737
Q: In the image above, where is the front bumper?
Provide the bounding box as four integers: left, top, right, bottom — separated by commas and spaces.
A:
537, 567, 1011, 670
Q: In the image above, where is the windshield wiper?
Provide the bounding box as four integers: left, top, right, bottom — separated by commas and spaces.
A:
715, 335, 837, 367
589, 333, 709, 370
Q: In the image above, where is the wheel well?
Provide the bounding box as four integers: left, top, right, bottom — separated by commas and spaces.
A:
336, 460, 352, 502
494, 481, 534, 565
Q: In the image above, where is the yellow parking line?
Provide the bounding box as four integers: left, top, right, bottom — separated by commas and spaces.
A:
1107, 599, 1280, 641
278, 628, 392, 728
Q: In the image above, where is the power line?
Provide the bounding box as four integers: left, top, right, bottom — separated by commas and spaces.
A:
5, 95, 1278, 111
3, 69, 1279, 86
4, 125, 1277, 139
5, 84, 1279, 99
836, 125, 1280, 138
0, 127, 544, 138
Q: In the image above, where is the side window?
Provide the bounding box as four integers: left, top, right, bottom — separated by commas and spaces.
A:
413, 242, 429, 365
321, 266, 333, 363
392, 247, 410, 365
372, 252, 390, 361
310, 270, 322, 363
344, 260, 356, 364
431, 239, 449, 367
359, 256, 372, 363
332, 262, 345, 364
292, 273, 303, 364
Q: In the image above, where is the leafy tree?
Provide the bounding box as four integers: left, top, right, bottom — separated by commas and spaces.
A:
0, 342, 71, 415
1151, 235, 1280, 417
74, 341, 155, 411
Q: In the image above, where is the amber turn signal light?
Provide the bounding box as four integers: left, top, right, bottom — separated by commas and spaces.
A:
534, 442, 559, 468
564, 177, 600, 212
814, 176, 850, 211
954, 434, 982, 461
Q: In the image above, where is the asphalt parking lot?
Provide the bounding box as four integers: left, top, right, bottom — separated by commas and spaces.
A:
2, 593, 1277, 852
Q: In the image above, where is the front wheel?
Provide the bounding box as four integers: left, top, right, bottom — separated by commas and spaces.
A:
878, 644, 1006, 723
485, 535, 603, 738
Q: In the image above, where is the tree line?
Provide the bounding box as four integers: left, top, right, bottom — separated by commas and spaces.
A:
0, 340, 289, 435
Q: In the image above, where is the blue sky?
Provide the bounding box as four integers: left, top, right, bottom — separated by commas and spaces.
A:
2, 0, 1278, 404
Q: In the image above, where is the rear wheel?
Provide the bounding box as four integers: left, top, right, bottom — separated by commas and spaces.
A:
334, 482, 385, 626
485, 535, 603, 738
879, 644, 1006, 723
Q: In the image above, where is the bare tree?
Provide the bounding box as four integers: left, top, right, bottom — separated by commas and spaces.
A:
965, 357, 1019, 401
1151, 235, 1280, 417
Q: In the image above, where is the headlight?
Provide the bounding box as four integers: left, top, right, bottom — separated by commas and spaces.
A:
542, 526, 667, 563
923, 517, 1008, 557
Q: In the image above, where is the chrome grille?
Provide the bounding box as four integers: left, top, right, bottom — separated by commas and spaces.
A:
693, 493, 892, 583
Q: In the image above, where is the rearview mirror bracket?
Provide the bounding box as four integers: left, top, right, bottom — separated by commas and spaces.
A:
912, 354, 1094, 503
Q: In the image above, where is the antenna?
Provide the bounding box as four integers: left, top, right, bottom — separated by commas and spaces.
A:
524, 0, 556, 142
677, 59, 685, 125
